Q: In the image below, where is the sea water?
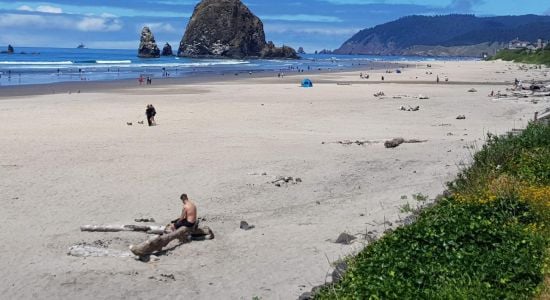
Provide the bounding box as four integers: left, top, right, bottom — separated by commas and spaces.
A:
0, 47, 475, 86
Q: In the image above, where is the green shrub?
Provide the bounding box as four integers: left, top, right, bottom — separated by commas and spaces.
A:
316, 123, 550, 299
491, 49, 550, 65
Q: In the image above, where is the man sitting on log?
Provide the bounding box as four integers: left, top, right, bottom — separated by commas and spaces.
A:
170, 193, 197, 231
129, 193, 213, 257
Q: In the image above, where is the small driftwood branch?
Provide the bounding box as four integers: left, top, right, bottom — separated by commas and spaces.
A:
80, 224, 165, 234
68, 245, 134, 258
384, 138, 428, 148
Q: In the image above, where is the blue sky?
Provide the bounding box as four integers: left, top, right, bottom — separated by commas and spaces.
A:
0, 0, 548, 52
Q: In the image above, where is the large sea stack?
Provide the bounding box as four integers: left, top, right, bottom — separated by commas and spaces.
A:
178, 0, 297, 59
138, 27, 160, 58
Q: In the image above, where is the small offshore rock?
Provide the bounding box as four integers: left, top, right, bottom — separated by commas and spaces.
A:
161, 43, 173, 56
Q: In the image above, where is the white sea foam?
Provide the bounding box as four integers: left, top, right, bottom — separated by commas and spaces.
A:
95, 60, 132, 64
0, 61, 73, 65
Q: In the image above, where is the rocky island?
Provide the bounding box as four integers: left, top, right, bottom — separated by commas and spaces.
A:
138, 27, 160, 58
178, 0, 297, 59
161, 43, 174, 56
1, 44, 14, 54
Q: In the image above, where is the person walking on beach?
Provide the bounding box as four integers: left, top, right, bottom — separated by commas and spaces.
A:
145, 104, 156, 126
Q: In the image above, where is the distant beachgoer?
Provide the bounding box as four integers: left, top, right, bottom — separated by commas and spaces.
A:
146, 105, 152, 126
146, 104, 156, 126
436, 75, 440, 84
381, 76, 385, 81
489, 90, 494, 97
138, 76, 144, 85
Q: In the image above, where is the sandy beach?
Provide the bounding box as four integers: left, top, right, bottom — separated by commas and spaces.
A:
1, 60, 549, 299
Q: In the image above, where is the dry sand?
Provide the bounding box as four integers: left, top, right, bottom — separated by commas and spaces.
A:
1, 60, 549, 299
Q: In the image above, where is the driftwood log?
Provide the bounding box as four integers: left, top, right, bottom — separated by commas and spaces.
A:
68, 245, 133, 258
81, 224, 166, 234
384, 138, 428, 148
129, 225, 214, 257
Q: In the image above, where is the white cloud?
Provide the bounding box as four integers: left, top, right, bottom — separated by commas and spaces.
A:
0, 13, 122, 32
17, 5, 63, 14
261, 14, 343, 23
100, 13, 118, 18
36, 5, 63, 14
86, 40, 139, 49
140, 22, 176, 34
0, 13, 70, 28
265, 24, 360, 36
16, 5, 33, 12
76, 17, 122, 32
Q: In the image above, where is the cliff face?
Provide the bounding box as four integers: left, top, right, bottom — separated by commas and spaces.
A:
138, 27, 160, 58
335, 14, 550, 57
178, 0, 297, 59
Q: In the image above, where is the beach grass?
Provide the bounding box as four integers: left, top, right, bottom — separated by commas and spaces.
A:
316, 122, 550, 299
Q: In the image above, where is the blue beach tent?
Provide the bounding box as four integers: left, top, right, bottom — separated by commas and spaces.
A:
301, 78, 313, 88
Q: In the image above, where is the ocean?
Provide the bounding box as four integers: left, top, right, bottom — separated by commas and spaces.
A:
0, 47, 474, 86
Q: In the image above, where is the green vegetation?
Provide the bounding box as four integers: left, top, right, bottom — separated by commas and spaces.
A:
316, 123, 550, 299
491, 48, 550, 65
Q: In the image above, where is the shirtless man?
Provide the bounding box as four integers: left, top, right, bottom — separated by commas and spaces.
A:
130, 193, 210, 257
168, 193, 197, 232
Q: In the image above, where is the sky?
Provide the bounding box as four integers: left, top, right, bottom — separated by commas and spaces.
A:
0, 0, 548, 52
